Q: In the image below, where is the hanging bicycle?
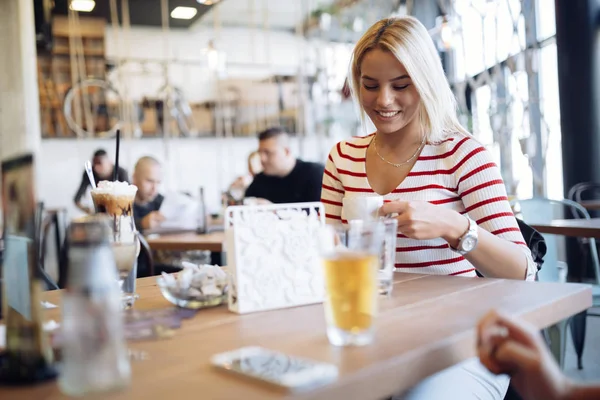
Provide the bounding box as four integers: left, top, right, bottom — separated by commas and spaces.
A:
62, 0, 197, 138
62, 69, 197, 138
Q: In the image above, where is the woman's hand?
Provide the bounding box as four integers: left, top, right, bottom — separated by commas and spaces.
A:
379, 200, 468, 245
477, 310, 572, 400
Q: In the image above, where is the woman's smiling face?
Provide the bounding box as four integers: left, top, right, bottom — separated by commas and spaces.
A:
359, 48, 421, 135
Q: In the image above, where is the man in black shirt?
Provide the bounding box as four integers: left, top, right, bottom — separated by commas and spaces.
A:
73, 149, 129, 214
132, 156, 170, 278
244, 127, 324, 204
132, 156, 165, 232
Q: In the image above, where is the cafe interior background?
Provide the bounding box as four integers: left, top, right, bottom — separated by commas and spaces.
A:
1, 0, 600, 388
31, 2, 567, 197
0, 0, 574, 285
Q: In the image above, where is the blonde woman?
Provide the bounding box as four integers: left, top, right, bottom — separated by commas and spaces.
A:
321, 17, 538, 399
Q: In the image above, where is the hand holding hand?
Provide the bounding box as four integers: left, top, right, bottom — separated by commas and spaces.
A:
477, 310, 572, 400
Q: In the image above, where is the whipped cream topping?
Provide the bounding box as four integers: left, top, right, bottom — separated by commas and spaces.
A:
92, 180, 138, 196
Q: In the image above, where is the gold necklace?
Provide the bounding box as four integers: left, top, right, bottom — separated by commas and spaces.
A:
372, 134, 427, 168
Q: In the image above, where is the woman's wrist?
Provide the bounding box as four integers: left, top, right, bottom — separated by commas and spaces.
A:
442, 210, 469, 248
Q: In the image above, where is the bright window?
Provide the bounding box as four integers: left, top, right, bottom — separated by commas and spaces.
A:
451, 0, 559, 198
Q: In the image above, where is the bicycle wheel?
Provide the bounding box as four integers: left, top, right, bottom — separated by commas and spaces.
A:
63, 78, 122, 138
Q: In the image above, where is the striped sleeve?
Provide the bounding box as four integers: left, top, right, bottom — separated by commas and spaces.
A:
321, 145, 345, 223
454, 138, 537, 280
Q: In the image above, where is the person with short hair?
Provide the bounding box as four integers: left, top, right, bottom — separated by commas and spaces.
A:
132, 156, 165, 231
244, 127, 324, 204
74, 149, 129, 214
131, 156, 175, 278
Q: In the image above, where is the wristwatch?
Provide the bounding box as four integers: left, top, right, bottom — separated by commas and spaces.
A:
449, 215, 478, 255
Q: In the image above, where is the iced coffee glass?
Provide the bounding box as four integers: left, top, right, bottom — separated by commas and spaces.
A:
91, 181, 140, 307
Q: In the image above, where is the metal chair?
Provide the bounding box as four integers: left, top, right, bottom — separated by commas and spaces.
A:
137, 234, 155, 277
567, 182, 600, 207
567, 181, 600, 273
36, 202, 61, 290
518, 197, 600, 369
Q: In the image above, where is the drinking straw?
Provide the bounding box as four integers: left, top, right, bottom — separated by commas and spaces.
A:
113, 129, 120, 181
84, 161, 96, 189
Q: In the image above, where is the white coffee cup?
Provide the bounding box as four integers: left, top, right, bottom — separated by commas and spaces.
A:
342, 196, 384, 222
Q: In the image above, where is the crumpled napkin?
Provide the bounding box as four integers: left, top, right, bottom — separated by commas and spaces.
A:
160, 263, 227, 298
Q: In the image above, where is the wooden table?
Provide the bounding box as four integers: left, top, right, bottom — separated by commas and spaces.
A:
145, 231, 225, 252
1, 273, 591, 399
530, 218, 600, 238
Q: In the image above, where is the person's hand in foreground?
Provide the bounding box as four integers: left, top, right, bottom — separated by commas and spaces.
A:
477, 310, 600, 400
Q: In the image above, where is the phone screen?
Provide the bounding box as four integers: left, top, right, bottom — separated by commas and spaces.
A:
212, 347, 338, 391
232, 351, 319, 381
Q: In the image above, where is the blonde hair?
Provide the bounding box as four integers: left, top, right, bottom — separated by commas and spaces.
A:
349, 16, 468, 142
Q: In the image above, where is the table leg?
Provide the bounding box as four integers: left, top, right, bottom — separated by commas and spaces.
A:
546, 319, 568, 370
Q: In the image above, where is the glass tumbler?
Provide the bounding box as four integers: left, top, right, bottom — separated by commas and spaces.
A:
319, 221, 385, 346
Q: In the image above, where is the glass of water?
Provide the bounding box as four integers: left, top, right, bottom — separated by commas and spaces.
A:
339, 219, 397, 296
378, 218, 397, 296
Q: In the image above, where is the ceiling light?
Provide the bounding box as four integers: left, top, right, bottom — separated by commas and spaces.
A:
69, 0, 95, 12
430, 15, 456, 52
197, 0, 220, 4
205, 40, 219, 71
171, 6, 198, 20
439, 20, 454, 49
319, 13, 332, 31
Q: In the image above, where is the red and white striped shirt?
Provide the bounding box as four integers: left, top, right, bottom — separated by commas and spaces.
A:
321, 131, 536, 279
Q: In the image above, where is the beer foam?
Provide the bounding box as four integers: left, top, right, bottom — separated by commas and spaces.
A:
92, 180, 138, 196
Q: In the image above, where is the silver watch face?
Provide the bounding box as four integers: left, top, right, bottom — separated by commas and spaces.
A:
462, 236, 477, 252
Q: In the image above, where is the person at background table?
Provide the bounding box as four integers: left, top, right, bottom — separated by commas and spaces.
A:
131, 156, 183, 277
224, 151, 262, 206
321, 16, 537, 400
74, 148, 129, 214
478, 310, 599, 400
132, 156, 165, 232
244, 127, 325, 204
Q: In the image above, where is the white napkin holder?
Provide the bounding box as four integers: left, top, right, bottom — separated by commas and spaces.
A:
224, 202, 325, 314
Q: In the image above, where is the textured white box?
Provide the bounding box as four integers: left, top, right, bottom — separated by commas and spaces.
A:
225, 202, 325, 314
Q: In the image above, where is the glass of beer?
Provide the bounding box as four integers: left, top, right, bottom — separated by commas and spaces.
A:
320, 221, 385, 346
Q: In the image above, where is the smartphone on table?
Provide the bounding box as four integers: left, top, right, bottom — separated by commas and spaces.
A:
211, 346, 339, 393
